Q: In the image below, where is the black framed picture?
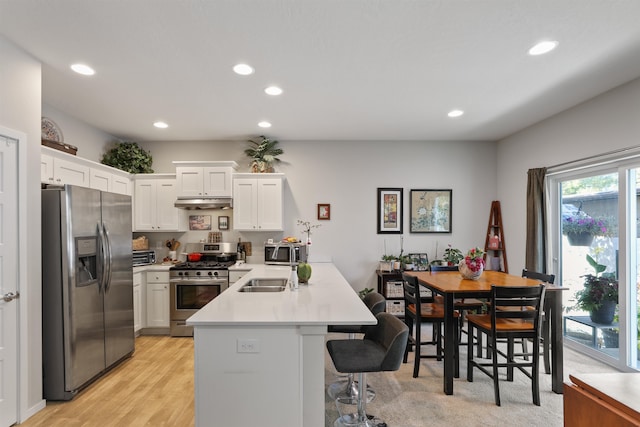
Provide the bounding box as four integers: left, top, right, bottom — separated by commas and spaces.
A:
409, 189, 452, 233
218, 215, 229, 230
377, 188, 403, 234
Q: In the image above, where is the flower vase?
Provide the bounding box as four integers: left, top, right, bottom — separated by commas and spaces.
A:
459, 260, 483, 280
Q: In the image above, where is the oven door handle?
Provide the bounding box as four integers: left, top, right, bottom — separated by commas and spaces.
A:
171, 279, 227, 286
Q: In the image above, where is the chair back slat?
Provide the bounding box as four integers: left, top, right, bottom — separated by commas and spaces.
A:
402, 274, 421, 317
490, 285, 545, 328
522, 269, 555, 284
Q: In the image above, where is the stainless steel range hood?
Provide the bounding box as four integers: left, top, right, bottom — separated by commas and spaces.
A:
174, 198, 233, 210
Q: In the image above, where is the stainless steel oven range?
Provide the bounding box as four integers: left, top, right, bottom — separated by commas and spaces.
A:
169, 242, 236, 337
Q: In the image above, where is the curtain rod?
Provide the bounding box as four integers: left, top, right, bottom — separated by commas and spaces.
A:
546, 144, 640, 174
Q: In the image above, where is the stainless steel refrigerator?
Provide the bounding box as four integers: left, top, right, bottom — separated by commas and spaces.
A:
42, 185, 134, 400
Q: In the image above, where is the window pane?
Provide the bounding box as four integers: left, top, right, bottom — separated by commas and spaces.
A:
561, 173, 619, 361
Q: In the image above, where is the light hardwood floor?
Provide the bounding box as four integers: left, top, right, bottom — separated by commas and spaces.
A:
21, 336, 195, 427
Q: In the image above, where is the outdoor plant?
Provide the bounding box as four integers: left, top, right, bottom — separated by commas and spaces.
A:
101, 141, 153, 173
461, 247, 485, 272
562, 214, 611, 237
443, 245, 463, 265
244, 135, 284, 173
574, 254, 618, 312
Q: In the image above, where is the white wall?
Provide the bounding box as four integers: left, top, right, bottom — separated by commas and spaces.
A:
42, 103, 117, 163
140, 139, 498, 291
0, 36, 45, 420
497, 76, 640, 275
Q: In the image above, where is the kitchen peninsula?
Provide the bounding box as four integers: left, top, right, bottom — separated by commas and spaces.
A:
187, 263, 376, 427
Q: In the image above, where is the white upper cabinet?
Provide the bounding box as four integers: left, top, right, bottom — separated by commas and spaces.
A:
134, 174, 185, 232
174, 161, 238, 198
41, 146, 131, 195
233, 173, 284, 231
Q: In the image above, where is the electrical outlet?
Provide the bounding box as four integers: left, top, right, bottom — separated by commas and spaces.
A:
237, 338, 260, 353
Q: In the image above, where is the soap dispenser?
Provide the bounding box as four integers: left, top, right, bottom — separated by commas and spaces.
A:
290, 265, 299, 291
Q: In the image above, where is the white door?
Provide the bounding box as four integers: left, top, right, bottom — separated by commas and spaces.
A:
0, 131, 19, 427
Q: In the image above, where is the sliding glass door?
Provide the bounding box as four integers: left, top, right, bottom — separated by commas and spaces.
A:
550, 164, 638, 371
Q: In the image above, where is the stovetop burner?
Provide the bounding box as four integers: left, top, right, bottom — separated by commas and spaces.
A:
170, 260, 235, 270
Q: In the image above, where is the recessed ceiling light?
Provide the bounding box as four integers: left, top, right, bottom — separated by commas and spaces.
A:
258, 121, 272, 128
153, 121, 169, 129
233, 63, 254, 75
70, 63, 95, 76
447, 109, 464, 118
265, 86, 283, 96
528, 40, 558, 56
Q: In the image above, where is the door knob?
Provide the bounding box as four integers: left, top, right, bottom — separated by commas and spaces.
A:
2, 291, 19, 302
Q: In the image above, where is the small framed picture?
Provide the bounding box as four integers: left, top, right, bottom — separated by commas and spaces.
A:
189, 215, 212, 231
377, 188, 403, 234
317, 204, 331, 220
218, 215, 229, 230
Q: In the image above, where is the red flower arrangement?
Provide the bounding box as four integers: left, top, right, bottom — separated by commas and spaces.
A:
463, 247, 485, 272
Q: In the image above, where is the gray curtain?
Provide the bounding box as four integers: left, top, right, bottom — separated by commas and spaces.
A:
525, 168, 547, 272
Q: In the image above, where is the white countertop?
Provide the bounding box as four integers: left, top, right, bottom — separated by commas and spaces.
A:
133, 264, 173, 273
187, 263, 376, 327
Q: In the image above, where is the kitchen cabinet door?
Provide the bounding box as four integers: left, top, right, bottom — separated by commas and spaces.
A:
176, 166, 234, 197
233, 175, 284, 231
133, 272, 145, 333
146, 273, 169, 329
52, 156, 90, 187
134, 176, 184, 232
203, 167, 233, 197
41, 153, 54, 183
111, 173, 131, 195
90, 167, 111, 192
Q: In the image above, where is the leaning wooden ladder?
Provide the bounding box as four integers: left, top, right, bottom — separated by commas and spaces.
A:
483, 200, 508, 273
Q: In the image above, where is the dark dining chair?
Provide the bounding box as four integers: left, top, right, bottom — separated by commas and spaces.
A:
520, 269, 555, 374
402, 273, 458, 378
467, 284, 546, 406
430, 264, 484, 344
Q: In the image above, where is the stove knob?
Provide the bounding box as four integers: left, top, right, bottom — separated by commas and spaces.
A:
208, 271, 213, 276
177, 272, 183, 276
213, 271, 219, 277
184, 271, 189, 277
196, 271, 201, 276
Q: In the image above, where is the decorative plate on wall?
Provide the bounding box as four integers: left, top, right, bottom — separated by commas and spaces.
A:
41, 117, 64, 142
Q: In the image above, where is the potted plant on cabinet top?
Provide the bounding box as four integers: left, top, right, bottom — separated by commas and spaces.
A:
574, 254, 618, 324
101, 141, 154, 173
244, 135, 284, 173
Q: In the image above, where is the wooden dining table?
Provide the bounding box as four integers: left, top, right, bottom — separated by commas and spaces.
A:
405, 270, 566, 395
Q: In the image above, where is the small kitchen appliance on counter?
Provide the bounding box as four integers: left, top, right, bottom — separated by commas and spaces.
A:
132, 249, 156, 266
264, 242, 308, 266
169, 242, 237, 336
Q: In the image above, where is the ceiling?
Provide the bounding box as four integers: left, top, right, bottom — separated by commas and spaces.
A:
2, 0, 640, 143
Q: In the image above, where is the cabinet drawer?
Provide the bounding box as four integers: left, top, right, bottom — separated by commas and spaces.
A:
147, 271, 169, 283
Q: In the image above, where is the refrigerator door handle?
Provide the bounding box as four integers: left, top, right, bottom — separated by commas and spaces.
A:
102, 223, 113, 292
98, 223, 108, 293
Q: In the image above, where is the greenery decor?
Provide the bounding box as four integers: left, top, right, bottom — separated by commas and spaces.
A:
101, 141, 153, 173
443, 245, 463, 265
244, 135, 283, 173
574, 254, 618, 312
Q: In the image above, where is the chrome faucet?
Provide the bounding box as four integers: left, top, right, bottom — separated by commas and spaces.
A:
271, 241, 298, 266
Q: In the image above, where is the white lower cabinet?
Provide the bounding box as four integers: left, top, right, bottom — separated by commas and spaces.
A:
146, 271, 170, 329
133, 272, 145, 334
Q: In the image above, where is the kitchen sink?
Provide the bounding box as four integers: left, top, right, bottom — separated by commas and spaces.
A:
238, 278, 288, 292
